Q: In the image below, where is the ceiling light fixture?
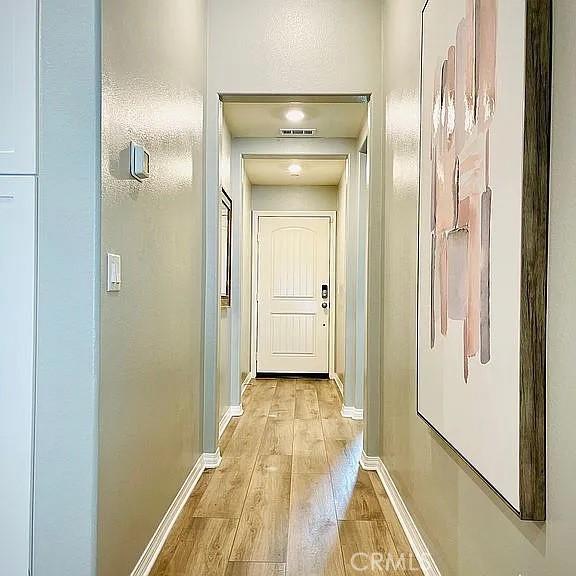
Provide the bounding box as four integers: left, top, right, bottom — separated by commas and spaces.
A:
285, 109, 305, 123
288, 163, 302, 176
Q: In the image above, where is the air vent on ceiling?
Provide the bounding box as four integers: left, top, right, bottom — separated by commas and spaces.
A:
279, 128, 317, 137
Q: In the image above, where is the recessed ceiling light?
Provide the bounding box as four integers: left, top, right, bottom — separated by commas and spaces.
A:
285, 109, 305, 123
288, 163, 302, 176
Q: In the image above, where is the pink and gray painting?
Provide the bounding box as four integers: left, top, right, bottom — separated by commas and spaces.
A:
429, 0, 497, 382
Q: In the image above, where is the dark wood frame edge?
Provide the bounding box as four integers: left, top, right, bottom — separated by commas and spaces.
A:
518, 0, 552, 522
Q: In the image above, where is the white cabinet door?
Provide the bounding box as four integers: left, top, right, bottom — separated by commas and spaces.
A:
0, 0, 37, 174
257, 216, 331, 373
0, 177, 35, 575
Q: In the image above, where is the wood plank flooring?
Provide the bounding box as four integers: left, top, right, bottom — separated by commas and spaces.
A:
150, 378, 423, 576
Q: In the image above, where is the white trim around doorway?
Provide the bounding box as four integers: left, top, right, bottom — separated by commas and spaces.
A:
251, 210, 337, 377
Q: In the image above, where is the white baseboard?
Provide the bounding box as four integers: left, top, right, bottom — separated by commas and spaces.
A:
330, 372, 343, 397
241, 372, 254, 397
341, 405, 364, 420
359, 451, 382, 471
230, 405, 243, 417
218, 407, 233, 438
219, 402, 244, 439
360, 452, 441, 576
203, 449, 222, 469
130, 454, 205, 576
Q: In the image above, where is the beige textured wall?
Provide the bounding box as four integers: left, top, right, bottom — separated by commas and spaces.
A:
251, 185, 338, 212
99, 1, 206, 574
380, 0, 576, 574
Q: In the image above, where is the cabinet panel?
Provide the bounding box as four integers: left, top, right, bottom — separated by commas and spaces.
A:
0, 177, 35, 575
0, 1, 37, 174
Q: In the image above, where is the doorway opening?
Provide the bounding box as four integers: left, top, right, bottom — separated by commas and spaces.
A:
209, 94, 371, 448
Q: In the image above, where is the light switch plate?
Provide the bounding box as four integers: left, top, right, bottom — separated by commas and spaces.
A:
107, 253, 122, 292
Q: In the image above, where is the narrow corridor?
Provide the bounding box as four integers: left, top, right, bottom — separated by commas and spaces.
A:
150, 379, 423, 575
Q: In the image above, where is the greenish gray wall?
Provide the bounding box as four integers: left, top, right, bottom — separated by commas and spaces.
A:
34, 1, 100, 574
99, 0, 206, 574
380, 0, 576, 573
219, 117, 232, 421
336, 175, 347, 387
355, 135, 369, 411
219, 304, 231, 421
241, 168, 253, 383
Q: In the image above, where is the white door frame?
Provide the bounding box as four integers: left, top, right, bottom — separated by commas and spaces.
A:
251, 210, 337, 377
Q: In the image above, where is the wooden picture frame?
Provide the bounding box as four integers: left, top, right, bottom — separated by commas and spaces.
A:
417, 0, 551, 521
220, 188, 232, 307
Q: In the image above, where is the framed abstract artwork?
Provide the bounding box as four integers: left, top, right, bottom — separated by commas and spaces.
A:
417, 0, 552, 520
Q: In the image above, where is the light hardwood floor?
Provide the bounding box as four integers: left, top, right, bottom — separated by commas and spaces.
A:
150, 379, 423, 576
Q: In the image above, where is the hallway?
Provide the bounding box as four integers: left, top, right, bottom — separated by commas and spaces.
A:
4, 0, 570, 574
150, 379, 422, 575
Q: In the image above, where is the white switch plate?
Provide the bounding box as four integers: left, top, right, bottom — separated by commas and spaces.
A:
107, 253, 122, 292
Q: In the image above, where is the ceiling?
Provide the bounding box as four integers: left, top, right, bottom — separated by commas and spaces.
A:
224, 102, 368, 138
244, 157, 346, 186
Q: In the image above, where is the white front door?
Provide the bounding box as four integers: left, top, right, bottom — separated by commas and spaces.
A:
257, 216, 331, 373
0, 177, 35, 575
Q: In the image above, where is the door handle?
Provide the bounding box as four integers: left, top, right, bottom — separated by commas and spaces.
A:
322, 302, 328, 309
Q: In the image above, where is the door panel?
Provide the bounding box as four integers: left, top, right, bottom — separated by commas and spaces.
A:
0, 177, 35, 575
257, 216, 331, 373
0, 0, 37, 174
271, 314, 316, 355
